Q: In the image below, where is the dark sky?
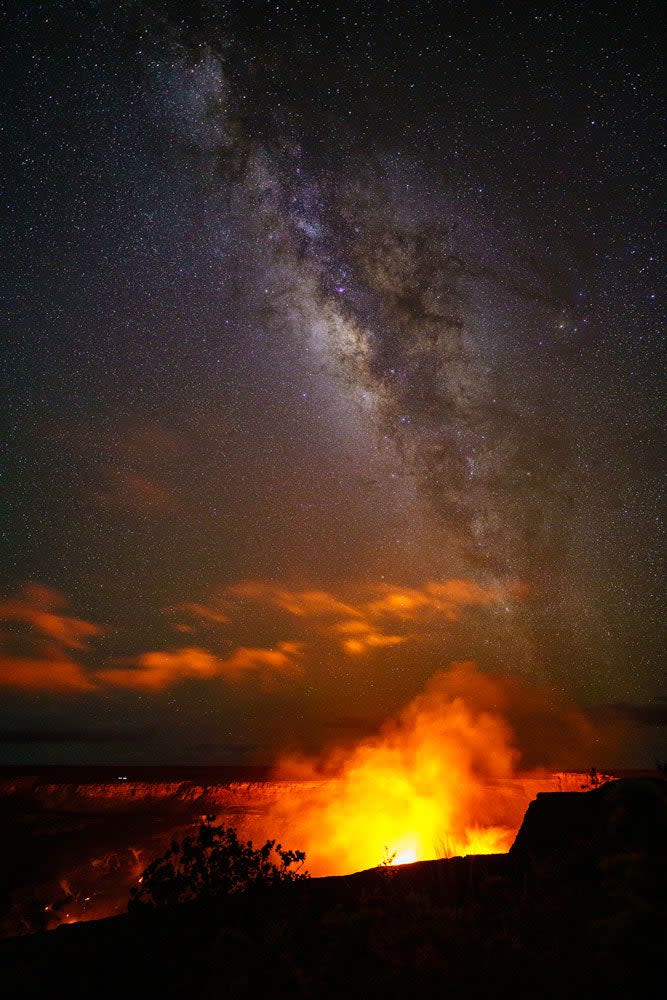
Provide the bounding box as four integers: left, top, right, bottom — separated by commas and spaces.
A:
1, 1, 664, 767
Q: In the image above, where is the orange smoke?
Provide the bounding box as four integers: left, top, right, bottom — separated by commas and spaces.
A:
267, 662, 615, 875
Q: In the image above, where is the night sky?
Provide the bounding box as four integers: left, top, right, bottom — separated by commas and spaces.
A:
1, 1, 664, 767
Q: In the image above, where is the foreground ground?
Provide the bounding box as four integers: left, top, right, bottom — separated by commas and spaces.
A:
2, 777, 665, 998
0, 767, 598, 934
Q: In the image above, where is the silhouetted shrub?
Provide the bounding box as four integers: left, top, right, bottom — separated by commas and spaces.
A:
129, 816, 308, 911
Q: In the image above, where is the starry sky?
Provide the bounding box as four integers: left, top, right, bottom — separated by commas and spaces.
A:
1, 1, 664, 767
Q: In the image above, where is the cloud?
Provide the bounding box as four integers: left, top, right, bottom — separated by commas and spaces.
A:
222, 577, 511, 655
97, 642, 303, 691
217, 642, 304, 679
52, 418, 184, 515
172, 602, 230, 627
0, 652, 96, 693
227, 577, 507, 625
96, 469, 175, 513
0, 585, 104, 650
366, 579, 504, 622
0, 583, 307, 695
0, 586, 104, 693
332, 618, 404, 656
97, 647, 225, 691
227, 581, 360, 619
0, 576, 517, 695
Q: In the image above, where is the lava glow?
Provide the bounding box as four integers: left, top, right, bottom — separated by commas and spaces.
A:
268, 662, 603, 875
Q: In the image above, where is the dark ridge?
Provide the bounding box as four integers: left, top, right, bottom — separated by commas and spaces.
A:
0, 764, 274, 784
2, 765, 660, 785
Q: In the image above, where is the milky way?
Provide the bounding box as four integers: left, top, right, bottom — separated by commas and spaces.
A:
1, 2, 663, 766
152, 32, 620, 663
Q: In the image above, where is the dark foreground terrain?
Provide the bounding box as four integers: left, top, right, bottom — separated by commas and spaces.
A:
0, 767, 594, 934
2, 777, 665, 999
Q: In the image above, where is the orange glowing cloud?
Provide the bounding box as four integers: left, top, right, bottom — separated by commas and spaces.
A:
0, 584, 104, 650
220, 577, 512, 655
97, 642, 303, 691
95, 469, 175, 513
226, 578, 508, 627
57, 418, 184, 515
366, 579, 504, 621
97, 647, 224, 690
173, 602, 230, 627
0, 586, 103, 693
227, 581, 361, 619
332, 618, 404, 655
0, 576, 521, 696
0, 583, 309, 695
0, 652, 96, 692
218, 641, 304, 678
